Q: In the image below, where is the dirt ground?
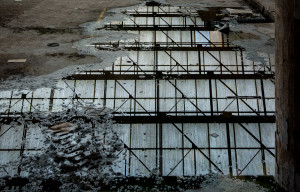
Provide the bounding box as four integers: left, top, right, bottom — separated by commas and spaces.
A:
0, 0, 144, 80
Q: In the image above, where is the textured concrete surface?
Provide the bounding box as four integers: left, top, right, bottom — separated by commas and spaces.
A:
243, 0, 275, 21
0, 0, 250, 90
0, 0, 143, 80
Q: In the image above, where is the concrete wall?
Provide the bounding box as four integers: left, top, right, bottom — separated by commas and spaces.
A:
275, 0, 300, 191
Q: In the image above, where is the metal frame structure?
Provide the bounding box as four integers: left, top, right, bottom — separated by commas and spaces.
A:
0, 4, 276, 178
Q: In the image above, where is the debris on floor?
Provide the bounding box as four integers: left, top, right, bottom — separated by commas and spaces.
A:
7, 59, 27, 63
50, 122, 78, 133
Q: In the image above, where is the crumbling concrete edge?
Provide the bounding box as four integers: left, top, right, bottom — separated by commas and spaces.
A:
243, 0, 275, 22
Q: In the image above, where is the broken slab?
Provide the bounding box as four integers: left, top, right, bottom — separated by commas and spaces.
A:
7, 59, 27, 63
50, 122, 78, 133
226, 8, 253, 16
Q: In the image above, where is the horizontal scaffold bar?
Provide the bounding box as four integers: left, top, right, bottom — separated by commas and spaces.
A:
125, 13, 198, 17
63, 73, 274, 80
94, 46, 242, 51
0, 115, 275, 124
101, 25, 215, 31
112, 115, 275, 124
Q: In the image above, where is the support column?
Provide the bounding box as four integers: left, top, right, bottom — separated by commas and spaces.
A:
275, 0, 300, 191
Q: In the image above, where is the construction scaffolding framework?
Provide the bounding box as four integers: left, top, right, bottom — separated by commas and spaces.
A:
0, 4, 275, 178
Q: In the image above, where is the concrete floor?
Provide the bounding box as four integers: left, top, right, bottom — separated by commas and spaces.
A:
0, 0, 272, 90
0, 0, 143, 80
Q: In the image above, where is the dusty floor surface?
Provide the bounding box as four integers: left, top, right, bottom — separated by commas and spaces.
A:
0, 0, 272, 91
0, 0, 143, 82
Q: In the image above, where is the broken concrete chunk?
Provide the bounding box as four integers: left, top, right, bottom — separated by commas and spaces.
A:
110, 21, 122, 25
218, 23, 230, 34
50, 122, 78, 133
226, 8, 253, 16
7, 59, 27, 63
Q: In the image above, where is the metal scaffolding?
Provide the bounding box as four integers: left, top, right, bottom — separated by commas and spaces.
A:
0, 4, 275, 178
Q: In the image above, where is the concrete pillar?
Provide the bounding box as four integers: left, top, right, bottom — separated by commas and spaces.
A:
275, 0, 300, 191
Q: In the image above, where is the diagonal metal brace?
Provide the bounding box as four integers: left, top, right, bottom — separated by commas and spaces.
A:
171, 123, 223, 174
238, 123, 275, 157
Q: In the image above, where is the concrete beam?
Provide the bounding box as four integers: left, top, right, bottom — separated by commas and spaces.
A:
275, 0, 300, 191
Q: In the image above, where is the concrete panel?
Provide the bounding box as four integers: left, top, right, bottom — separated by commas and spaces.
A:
210, 149, 229, 175
265, 149, 275, 175
52, 80, 75, 112
236, 150, 263, 176
75, 80, 95, 99
210, 31, 223, 46
135, 80, 155, 113
9, 91, 30, 113
195, 17, 204, 25
216, 80, 237, 113
220, 51, 237, 73
183, 123, 208, 148
105, 80, 116, 109
94, 80, 105, 106
182, 31, 192, 46
234, 123, 260, 148
163, 150, 183, 176
111, 150, 128, 176
209, 123, 227, 148
168, 31, 181, 45
135, 17, 146, 25
159, 80, 176, 112
236, 80, 258, 114
242, 54, 255, 73
0, 91, 11, 113
171, 51, 188, 70
186, 17, 196, 25
140, 31, 154, 42
171, 17, 184, 25
138, 51, 155, 67
113, 124, 131, 147
183, 149, 195, 176
196, 80, 211, 112
0, 124, 24, 149
159, 17, 169, 26
188, 51, 199, 71
0, 151, 20, 177
260, 123, 276, 148
156, 31, 167, 42
32, 88, 51, 112
195, 31, 210, 44
131, 124, 156, 148
162, 124, 182, 148
123, 18, 134, 25
24, 123, 45, 150
195, 149, 210, 175
130, 150, 156, 176
203, 51, 220, 72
